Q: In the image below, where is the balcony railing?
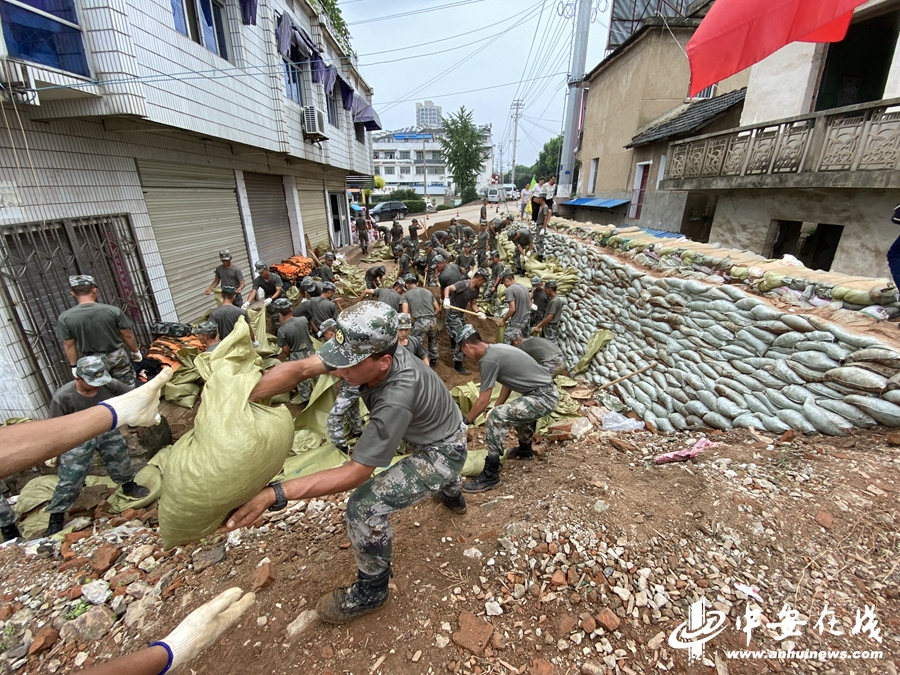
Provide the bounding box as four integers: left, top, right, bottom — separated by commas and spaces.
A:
663, 98, 900, 185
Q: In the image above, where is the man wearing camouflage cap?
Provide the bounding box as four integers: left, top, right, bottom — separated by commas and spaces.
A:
300, 275, 324, 299
396, 241, 412, 278
361, 278, 404, 313
531, 280, 564, 342
44, 356, 151, 535
390, 220, 404, 260
0, 493, 20, 542
530, 276, 547, 328
205, 250, 245, 307
195, 322, 221, 352
458, 325, 559, 491
437, 256, 465, 292
57, 275, 142, 388
320, 318, 364, 455
300, 281, 339, 335
447, 219, 460, 248
364, 265, 386, 290
209, 286, 255, 343
507, 228, 533, 276
483, 251, 504, 305
274, 298, 314, 405
397, 312, 428, 365
500, 269, 532, 344
442, 269, 488, 374
355, 210, 370, 255
488, 215, 510, 253
460, 223, 476, 249
456, 243, 476, 277
512, 334, 566, 375
401, 275, 440, 367
250, 262, 283, 307
475, 221, 490, 268
534, 193, 551, 262
320, 253, 339, 284
226, 303, 468, 624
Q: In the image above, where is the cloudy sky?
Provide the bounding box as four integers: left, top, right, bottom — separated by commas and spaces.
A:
339, 0, 615, 168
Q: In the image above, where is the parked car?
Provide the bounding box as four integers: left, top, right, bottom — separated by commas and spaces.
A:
486, 187, 507, 203
502, 184, 519, 200
370, 200, 408, 222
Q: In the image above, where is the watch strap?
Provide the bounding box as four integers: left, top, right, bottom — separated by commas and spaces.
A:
267, 481, 287, 512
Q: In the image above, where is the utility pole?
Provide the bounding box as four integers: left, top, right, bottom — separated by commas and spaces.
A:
498, 145, 504, 183
422, 133, 427, 202
510, 99, 523, 186
557, 0, 591, 201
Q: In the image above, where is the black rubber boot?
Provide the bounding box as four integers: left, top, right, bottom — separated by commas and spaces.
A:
1, 523, 20, 542
45, 512, 66, 537
122, 480, 150, 499
316, 567, 392, 624
433, 490, 467, 514
462, 455, 501, 493
454, 362, 471, 375
508, 441, 534, 460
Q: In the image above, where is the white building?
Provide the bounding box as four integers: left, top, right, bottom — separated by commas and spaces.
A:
372, 125, 493, 199
0, 0, 378, 418
415, 100, 442, 127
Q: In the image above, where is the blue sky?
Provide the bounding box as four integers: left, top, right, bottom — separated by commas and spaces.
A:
339, 0, 615, 167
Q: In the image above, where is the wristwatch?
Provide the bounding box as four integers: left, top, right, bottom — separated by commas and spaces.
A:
267, 481, 288, 512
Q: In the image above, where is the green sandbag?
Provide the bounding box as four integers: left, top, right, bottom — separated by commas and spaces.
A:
13, 474, 116, 540
451, 382, 521, 426
573, 330, 615, 374
554, 375, 577, 388
294, 372, 341, 432
285, 285, 300, 302
107, 456, 166, 514
155, 319, 294, 548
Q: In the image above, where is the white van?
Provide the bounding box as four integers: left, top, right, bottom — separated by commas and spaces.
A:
502, 184, 519, 200
486, 186, 507, 203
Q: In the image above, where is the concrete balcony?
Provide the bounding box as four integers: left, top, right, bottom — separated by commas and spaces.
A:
660, 98, 900, 191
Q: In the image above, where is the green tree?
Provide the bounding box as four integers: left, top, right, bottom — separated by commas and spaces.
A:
439, 107, 488, 204
534, 135, 563, 181
503, 165, 534, 186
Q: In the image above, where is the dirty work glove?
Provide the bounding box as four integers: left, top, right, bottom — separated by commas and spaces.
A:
240, 302, 250, 310
530, 304, 538, 312
104, 367, 173, 428
264, 298, 272, 307
155, 588, 255, 672
443, 298, 451, 309
131, 351, 142, 362
476, 312, 486, 320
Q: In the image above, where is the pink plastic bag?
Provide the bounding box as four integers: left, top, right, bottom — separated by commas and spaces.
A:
655, 438, 723, 464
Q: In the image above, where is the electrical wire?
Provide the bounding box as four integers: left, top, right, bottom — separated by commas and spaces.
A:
377, 71, 565, 106
346, 0, 485, 26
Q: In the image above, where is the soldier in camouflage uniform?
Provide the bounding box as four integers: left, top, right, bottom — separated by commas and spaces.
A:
531, 280, 564, 343
0, 495, 20, 541
458, 326, 559, 491
499, 270, 531, 345
320, 319, 364, 454
443, 269, 488, 374
57, 275, 141, 388
44, 356, 150, 535
223, 303, 467, 625
274, 299, 314, 405
512, 335, 566, 375
401, 275, 440, 366
507, 228, 533, 276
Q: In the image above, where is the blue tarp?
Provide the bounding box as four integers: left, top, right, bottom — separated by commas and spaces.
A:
564, 198, 630, 209
350, 203, 363, 212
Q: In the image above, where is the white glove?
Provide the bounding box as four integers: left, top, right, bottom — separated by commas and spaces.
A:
443, 298, 451, 309
131, 351, 142, 362
468, 270, 475, 278
158, 587, 255, 671
300, 298, 308, 303
530, 304, 538, 312
477, 312, 486, 320
104, 367, 173, 428
264, 298, 272, 307
252, 340, 260, 348
71, 366, 78, 379
241, 302, 250, 310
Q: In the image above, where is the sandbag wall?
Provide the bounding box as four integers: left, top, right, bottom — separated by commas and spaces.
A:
542, 231, 900, 435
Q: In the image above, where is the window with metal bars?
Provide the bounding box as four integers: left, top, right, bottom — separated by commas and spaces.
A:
0, 0, 89, 77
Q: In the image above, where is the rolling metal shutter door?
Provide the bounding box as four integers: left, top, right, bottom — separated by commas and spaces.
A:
139, 161, 249, 323
244, 173, 295, 264
295, 179, 330, 251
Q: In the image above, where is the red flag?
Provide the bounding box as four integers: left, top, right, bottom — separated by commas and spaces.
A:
687, 0, 867, 97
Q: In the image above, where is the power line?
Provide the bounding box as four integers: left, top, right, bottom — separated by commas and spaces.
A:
346, 0, 485, 26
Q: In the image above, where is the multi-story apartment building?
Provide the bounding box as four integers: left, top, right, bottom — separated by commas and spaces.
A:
0, 0, 377, 418
372, 124, 494, 200
415, 100, 442, 127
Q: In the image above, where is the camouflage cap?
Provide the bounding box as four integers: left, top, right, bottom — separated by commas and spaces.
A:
425, 241, 434, 249
75, 356, 111, 387
501, 268, 515, 279
378, 266, 386, 275
404, 274, 418, 284
456, 324, 477, 343
531, 276, 542, 287
322, 281, 336, 292
254, 261, 268, 272
392, 278, 405, 289
463, 242, 472, 249
545, 279, 558, 289
300, 277, 316, 291
397, 312, 413, 329
318, 302, 398, 369
324, 253, 335, 261
221, 285, 237, 294
432, 255, 445, 265
507, 230, 517, 240
69, 275, 96, 289
195, 321, 218, 336
318, 318, 338, 337
473, 268, 489, 278
490, 250, 500, 258
219, 249, 232, 260
272, 298, 293, 312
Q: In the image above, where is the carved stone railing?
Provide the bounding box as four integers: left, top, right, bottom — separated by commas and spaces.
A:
664, 98, 900, 183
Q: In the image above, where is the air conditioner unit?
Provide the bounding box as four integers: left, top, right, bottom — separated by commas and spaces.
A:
302, 106, 328, 142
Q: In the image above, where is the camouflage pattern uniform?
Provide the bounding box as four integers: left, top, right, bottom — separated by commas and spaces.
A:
485, 385, 558, 462
534, 223, 546, 258
46, 430, 135, 514
327, 380, 364, 451
542, 323, 560, 344
100, 347, 136, 387
411, 316, 439, 363
537, 354, 565, 375
503, 319, 530, 345
290, 347, 315, 404
444, 310, 466, 365
346, 422, 466, 575
0, 496, 17, 528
